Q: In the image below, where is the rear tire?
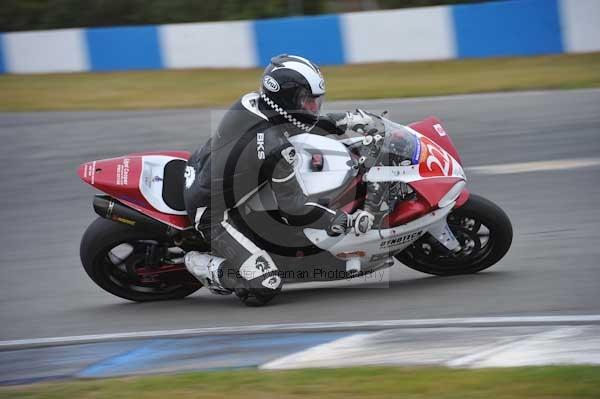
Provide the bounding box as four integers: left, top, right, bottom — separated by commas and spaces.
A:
80, 217, 200, 302
396, 194, 512, 276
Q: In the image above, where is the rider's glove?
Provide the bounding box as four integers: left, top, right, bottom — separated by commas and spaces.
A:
351, 210, 375, 236
326, 210, 351, 237
336, 109, 374, 134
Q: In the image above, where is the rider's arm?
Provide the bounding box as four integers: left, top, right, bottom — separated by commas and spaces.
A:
314, 109, 378, 136
265, 141, 336, 229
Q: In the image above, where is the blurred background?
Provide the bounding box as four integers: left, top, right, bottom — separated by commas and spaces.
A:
1, 0, 498, 31
1, 0, 597, 105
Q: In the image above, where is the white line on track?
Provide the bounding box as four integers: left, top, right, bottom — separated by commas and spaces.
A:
467, 157, 600, 175
2, 315, 600, 351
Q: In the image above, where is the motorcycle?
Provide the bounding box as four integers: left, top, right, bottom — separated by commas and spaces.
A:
78, 115, 512, 302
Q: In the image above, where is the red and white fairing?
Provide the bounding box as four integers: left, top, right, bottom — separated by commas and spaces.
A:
78, 151, 192, 230
292, 116, 469, 272
409, 116, 469, 208
365, 122, 468, 209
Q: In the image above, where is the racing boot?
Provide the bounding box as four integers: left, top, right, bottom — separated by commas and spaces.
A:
234, 283, 282, 307
184, 251, 232, 295
234, 253, 283, 307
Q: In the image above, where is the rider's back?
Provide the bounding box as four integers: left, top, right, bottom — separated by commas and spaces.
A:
184, 93, 290, 229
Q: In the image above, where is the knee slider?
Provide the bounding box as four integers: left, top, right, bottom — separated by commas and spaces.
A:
238, 251, 282, 291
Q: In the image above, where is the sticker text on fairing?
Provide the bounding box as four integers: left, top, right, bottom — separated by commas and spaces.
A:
380, 231, 423, 249
116, 158, 130, 185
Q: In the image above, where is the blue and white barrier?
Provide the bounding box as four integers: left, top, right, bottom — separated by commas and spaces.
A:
1, 28, 89, 74
159, 21, 257, 69
0, 0, 598, 74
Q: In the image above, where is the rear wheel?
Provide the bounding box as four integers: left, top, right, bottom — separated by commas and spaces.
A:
396, 194, 512, 276
80, 218, 201, 302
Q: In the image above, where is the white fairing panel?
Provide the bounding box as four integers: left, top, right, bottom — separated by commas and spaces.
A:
304, 203, 456, 268
139, 155, 187, 215
288, 134, 353, 196
245, 134, 352, 212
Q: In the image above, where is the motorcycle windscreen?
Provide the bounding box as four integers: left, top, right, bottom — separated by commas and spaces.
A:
374, 126, 421, 166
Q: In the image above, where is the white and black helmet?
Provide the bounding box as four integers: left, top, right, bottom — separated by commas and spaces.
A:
259, 54, 325, 130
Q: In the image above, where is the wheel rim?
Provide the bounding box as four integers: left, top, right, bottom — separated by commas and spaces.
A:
100, 240, 191, 295
404, 211, 495, 271
447, 214, 492, 262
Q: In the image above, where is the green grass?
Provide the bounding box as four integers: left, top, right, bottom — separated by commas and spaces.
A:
1, 52, 600, 111
1, 366, 600, 399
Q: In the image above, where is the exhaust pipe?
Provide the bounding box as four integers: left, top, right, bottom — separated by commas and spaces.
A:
93, 195, 168, 233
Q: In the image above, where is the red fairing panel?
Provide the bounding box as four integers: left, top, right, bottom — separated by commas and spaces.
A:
78, 156, 145, 201
410, 177, 463, 208
455, 188, 470, 208
78, 153, 192, 230
384, 179, 468, 227
386, 197, 431, 227
409, 117, 462, 165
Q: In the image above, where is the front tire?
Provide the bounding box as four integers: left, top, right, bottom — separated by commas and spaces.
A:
80, 217, 201, 302
396, 194, 512, 276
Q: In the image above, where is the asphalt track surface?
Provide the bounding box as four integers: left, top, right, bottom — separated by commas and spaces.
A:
1, 89, 599, 341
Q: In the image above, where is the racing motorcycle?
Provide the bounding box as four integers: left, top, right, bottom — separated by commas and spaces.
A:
78, 115, 512, 302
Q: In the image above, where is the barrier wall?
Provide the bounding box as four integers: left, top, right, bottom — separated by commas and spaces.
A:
0, 0, 598, 74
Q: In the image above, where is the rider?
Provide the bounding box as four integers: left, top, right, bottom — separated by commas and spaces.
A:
183, 54, 379, 306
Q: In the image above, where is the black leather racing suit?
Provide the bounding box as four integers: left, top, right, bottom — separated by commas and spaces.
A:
183, 92, 348, 299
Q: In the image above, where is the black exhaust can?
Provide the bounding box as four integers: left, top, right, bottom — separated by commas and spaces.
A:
93, 195, 168, 233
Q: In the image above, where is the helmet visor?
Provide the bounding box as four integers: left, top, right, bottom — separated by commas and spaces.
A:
298, 92, 323, 118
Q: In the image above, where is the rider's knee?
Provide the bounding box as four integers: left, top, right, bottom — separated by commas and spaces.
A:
235, 251, 282, 306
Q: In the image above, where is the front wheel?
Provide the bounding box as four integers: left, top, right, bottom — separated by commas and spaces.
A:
396, 194, 512, 276
80, 218, 201, 302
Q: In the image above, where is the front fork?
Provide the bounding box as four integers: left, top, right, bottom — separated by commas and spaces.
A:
428, 218, 462, 253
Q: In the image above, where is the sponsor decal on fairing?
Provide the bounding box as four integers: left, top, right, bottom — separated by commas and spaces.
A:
419, 137, 453, 178
116, 158, 131, 186
83, 162, 97, 185
379, 230, 424, 249
433, 123, 447, 137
